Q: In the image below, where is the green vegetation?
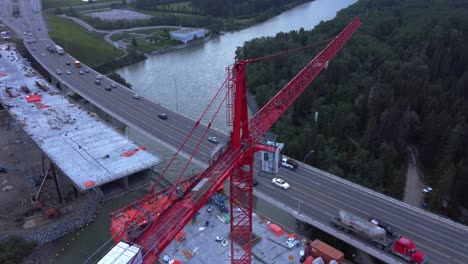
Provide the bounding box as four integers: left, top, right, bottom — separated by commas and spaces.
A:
43, 0, 108, 10
94, 48, 146, 74
135, 0, 308, 18
108, 72, 132, 88
109, 32, 130, 42
46, 15, 124, 66
73, 0, 307, 32
0, 236, 35, 264
110, 29, 184, 54
238, 0, 468, 218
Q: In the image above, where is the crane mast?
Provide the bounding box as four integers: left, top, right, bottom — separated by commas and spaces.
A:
227, 16, 361, 263
110, 16, 361, 264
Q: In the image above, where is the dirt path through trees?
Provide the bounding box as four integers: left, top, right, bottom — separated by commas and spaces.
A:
403, 145, 425, 207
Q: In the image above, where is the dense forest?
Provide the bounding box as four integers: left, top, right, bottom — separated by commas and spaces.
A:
238, 0, 468, 218
134, 0, 308, 18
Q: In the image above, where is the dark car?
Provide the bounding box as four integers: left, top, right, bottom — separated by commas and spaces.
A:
252, 179, 258, 186
95, 79, 101, 85
105, 86, 112, 91
369, 217, 396, 238
66, 61, 71, 66
158, 113, 168, 120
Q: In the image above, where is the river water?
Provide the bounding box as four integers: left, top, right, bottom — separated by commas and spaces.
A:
117, 0, 358, 131
50, 1, 358, 262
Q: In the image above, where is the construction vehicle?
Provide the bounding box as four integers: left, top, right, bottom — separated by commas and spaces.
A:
107, 17, 362, 264
331, 210, 427, 264
302, 239, 344, 264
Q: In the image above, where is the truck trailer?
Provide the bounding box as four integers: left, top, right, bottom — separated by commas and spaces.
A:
55, 45, 64, 55
331, 210, 427, 264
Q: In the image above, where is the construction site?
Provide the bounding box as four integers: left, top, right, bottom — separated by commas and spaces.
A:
0, 43, 161, 244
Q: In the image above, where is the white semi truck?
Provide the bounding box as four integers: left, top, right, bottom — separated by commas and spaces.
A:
55, 45, 64, 55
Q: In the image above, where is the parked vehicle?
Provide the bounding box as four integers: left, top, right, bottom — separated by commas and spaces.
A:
272, 178, 289, 189
281, 157, 298, 170
331, 210, 427, 264
55, 45, 64, 55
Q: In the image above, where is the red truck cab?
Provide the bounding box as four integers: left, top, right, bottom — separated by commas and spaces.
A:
393, 236, 427, 264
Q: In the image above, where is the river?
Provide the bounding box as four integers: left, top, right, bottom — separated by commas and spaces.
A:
117, 0, 358, 131
45, 1, 358, 263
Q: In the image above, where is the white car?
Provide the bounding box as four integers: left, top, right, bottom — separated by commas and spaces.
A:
422, 187, 433, 194
208, 136, 220, 144
272, 178, 289, 189
281, 158, 298, 170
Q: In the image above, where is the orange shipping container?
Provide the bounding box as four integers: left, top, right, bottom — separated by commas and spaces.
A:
309, 239, 344, 264
267, 223, 284, 237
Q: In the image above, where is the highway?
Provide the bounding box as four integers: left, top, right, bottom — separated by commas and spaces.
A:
254, 161, 468, 263
0, 0, 227, 167
1, 1, 468, 263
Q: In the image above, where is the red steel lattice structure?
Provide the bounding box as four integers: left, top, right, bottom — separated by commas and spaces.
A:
112, 16, 361, 264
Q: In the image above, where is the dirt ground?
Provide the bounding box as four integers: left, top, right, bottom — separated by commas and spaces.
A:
403, 145, 425, 207
0, 109, 84, 234
0, 109, 45, 231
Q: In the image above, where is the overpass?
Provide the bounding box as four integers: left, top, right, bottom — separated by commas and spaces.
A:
0, 1, 467, 263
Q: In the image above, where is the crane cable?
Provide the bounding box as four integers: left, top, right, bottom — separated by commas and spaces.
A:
246, 37, 334, 64
115, 76, 230, 242
149, 76, 229, 194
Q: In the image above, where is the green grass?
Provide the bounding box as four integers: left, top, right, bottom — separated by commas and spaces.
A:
109, 32, 130, 42
132, 36, 183, 54
46, 15, 124, 66
43, 0, 111, 10
132, 7, 207, 20
132, 28, 170, 35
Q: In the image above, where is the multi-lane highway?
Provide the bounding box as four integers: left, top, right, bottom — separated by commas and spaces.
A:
1, 1, 467, 263
0, 0, 227, 166
254, 161, 468, 263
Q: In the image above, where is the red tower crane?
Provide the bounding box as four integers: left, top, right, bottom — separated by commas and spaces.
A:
109, 16, 361, 264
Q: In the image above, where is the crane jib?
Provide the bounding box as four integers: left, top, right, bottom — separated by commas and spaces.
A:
250, 16, 362, 141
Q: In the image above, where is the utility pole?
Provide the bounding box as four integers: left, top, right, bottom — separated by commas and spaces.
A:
172, 76, 179, 112
303, 150, 314, 165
